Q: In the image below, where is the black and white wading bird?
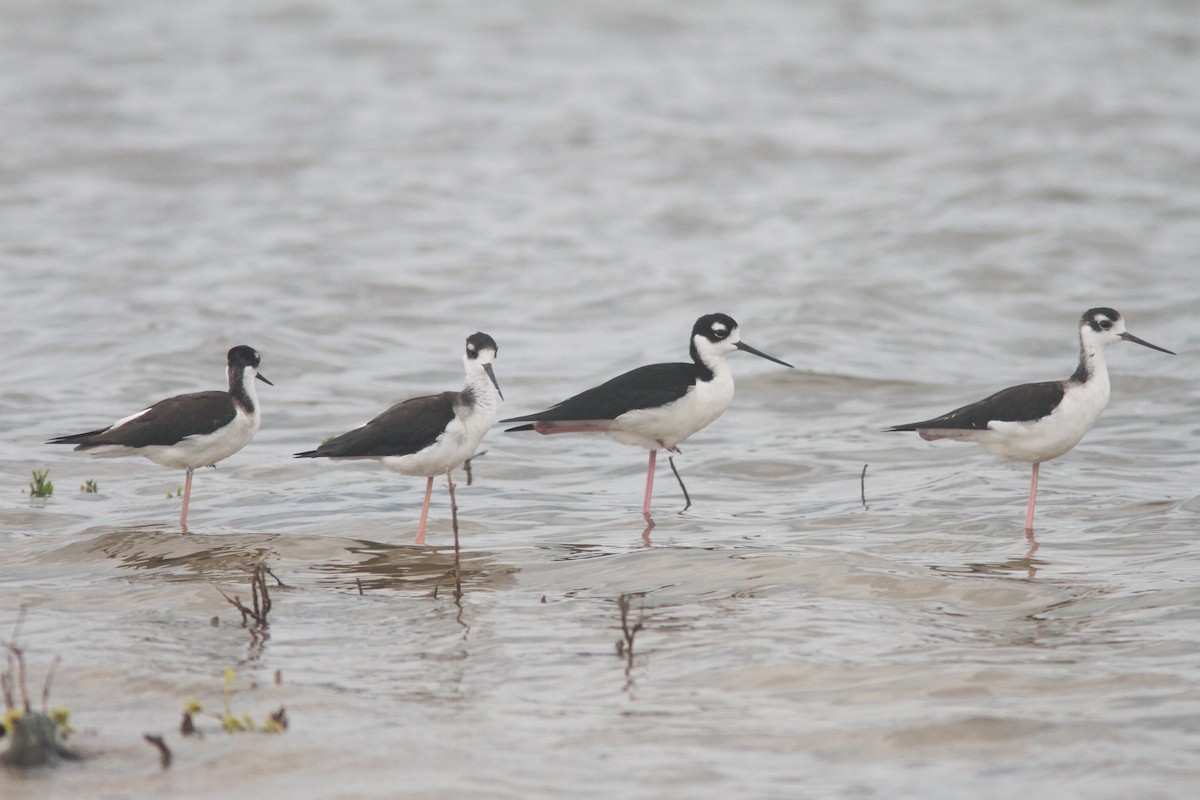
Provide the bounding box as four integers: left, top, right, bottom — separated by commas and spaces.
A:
502, 313, 792, 524
885, 308, 1174, 534
47, 346, 272, 530
295, 332, 502, 544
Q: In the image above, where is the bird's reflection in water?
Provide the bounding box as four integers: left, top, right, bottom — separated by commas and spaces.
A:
932, 532, 1042, 580
62, 528, 517, 594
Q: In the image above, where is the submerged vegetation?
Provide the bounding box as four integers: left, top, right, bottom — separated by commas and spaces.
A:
23, 469, 53, 499
179, 669, 287, 737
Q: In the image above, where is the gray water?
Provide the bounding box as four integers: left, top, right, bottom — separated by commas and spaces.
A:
2, 1, 1198, 797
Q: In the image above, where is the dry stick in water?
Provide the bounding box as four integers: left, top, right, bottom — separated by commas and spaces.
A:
462, 450, 487, 487
3, 606, 29, 711
143, 734, 172, 768
860, 464, 869, 510
614, 593, 645, 676
432, 472, 467, 634
431, 471, 466, 601
449, 472, 463, 601
217, 563, 272, 628
263, 565, 288, 589
668, 455, 692, 511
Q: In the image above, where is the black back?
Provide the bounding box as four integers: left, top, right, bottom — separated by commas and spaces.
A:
886, 380, 1067, 432
295, 393, 457, 459
503, 362, 700, 426
48, 391, 239, 449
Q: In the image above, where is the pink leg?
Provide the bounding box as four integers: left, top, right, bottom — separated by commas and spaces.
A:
1024, 462, 1040, 534
416, 476, 434, 545
642, 450, 657, 522
179, 467, 194, 531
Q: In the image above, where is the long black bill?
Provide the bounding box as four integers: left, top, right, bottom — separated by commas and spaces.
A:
257, 372, 275, 386
1120, 332, 1175, 355
735, 340, 794, 368
484, 363, 504, 400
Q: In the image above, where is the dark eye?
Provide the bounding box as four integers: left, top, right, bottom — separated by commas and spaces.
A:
712, 327, 728, 339
1099, 319, 1113, 330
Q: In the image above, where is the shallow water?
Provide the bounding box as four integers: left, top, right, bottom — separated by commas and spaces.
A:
2, 0, 1199, 797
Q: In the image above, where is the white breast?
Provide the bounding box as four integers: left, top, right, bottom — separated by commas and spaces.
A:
143, 407, 260, 470
609, 367, 735, 450
981, 375, 1110, 463
380, 391, 499, 478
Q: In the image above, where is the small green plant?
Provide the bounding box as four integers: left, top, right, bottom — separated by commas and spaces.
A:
166, 487, 182, 499
80, 479, 98, 494
179, 669, 287, 736
24, 470, 53, 499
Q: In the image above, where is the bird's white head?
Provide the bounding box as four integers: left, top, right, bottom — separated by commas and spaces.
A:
690, 313, 795, 373
464, 331, 502, 399
691, 313, 741, 362
1079, 307, 1174, 355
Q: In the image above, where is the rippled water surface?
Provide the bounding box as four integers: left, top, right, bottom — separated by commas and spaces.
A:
2, 1, 1198, 797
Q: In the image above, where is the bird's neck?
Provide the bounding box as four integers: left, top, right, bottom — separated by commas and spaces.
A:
1070, 336, 1109, 387
229, 366, 259, 414
462, 368, 500, 411
689, 341, 720, 383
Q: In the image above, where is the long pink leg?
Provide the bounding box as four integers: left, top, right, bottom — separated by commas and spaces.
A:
416, 475, 434, 545
642, 450, 657, 521
179, 467, 194, 530
1024, 462, 1040, 534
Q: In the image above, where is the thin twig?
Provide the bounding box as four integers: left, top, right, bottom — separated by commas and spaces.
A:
860, 464, 869, 510
463, 450, 487, 486
615, 593, 645, 678
216, 563, 272, 629
264, 565, 289, 589
40, 656, 61, 713
668, 455, 692, 511
448, 471, 462, 601
144, 734, 172, 768
3, 606, 28, 711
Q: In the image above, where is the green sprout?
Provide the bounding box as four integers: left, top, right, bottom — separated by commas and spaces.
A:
179, 669, 287, 736
25, 470, 53, 499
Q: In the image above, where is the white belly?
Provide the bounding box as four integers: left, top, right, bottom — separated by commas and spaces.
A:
87, 409, 260, 470
608, 370, 734, 450
927, 378, 1110, 463
379, 404, 496, 477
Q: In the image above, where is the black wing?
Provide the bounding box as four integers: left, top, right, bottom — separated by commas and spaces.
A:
886, 380, 1067, 432
48, 391, 237, 449
296, 393, 456, 459
502, 362, 699, 429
